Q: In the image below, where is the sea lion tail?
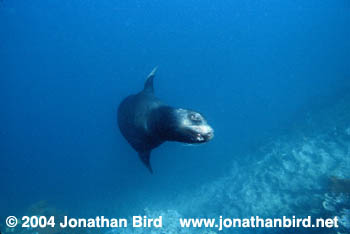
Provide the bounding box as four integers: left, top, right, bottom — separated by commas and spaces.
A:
138, 151, 153, 174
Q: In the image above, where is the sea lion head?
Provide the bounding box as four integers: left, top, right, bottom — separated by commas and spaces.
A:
168, 108, 214, 143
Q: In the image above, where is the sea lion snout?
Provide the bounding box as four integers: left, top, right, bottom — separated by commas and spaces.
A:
203, 126, 214, 141
190, 124, 214, 142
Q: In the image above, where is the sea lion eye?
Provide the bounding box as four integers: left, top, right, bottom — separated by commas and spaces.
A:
189, 113, 202, 123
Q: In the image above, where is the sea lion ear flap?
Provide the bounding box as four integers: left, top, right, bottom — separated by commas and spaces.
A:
143, 66, 158, 94
138, 151, 153, 174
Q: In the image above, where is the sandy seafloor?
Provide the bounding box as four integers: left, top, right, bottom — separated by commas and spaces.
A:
108, 97, 350, 233
106, 94, 350, 234
3, 93, 349, 234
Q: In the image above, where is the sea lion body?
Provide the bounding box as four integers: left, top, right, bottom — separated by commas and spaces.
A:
118, 92, 164, 153
117, 68, 213, 173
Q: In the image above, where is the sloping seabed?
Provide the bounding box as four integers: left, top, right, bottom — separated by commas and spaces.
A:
107, 93, 350, 234
2, 96, 349, 234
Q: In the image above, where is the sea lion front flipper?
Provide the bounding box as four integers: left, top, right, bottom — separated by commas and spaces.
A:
143, 66, 158, 94
138, 151, 153, 174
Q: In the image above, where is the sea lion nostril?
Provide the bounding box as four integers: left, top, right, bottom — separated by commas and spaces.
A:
206, 131, 214, 140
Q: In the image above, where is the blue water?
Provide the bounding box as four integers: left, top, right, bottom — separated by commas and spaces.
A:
1, 0, 349, 233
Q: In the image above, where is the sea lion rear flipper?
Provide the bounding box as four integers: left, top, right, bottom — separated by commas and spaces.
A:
143, 66, 158, 94
138, 151, 153, 174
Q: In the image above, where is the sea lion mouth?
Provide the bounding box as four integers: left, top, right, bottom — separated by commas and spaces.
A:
194, 133, 213, 142
189, 125, 214, 143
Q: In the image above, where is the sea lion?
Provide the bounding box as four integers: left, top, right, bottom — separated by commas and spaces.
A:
117, 67, 214, 173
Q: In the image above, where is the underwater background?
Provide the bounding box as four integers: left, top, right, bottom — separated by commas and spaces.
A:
1, 0, 349, 233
